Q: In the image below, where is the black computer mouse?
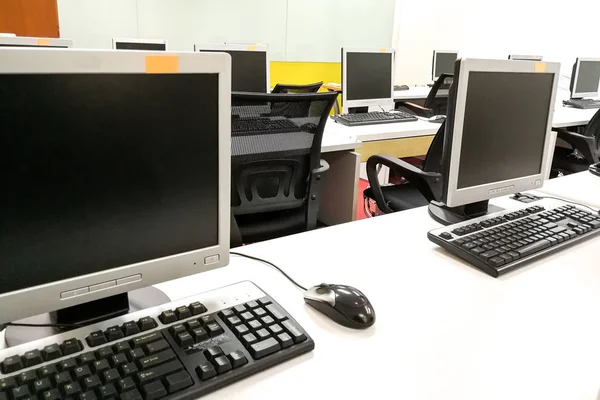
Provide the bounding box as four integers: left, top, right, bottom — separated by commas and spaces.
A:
304, 283, 375, 329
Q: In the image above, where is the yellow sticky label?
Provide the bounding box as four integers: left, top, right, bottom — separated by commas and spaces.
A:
145, 56, 179, 74
380, 48, 386, 52
247, 45, 256, 51
36, 38, 51, 46
534, 62, 546, 73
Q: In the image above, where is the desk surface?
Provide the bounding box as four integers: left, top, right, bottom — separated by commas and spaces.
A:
394, 86, 448, 100
155, 194, 600, 400
538, 171, 600, 208
324, 117, 439, 142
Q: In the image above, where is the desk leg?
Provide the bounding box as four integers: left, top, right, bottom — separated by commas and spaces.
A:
319, 151, 360, 225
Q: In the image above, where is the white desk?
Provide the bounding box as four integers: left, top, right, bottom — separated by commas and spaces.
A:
537, 171, 600, 209
394, 86, 448, 101
154, 193, 600, 400
551, 106, 598, 128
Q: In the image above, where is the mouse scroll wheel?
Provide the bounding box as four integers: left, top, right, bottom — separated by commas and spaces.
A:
316, 287, 330, 295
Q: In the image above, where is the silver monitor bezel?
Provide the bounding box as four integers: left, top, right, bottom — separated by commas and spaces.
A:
0, 48, 231, 323
0, 36, 73, 48
432, 50, 459, 81
195, 43, 270, 93
112, 37, 168, 51
445, 58, 560, 208
341, 47, 395, 111
571, 57, 600, 99
508, 54, 543, 61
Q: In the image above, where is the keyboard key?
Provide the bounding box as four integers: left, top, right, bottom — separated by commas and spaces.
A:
255, 328, 271, 340
38, 364, 58, 378
98, 383, 118, 400
516, 239, 551, 258
200, 315, 216, 325
135, 360, 183, 386
121, 321, 140, 337
82, 375, 102, 392
33, 378, 52, 394
228, 350, 248, 368
246, 300, 259, 309
203, 346, 223, 360
127, 348, 145, 362
282, 320, 307, 343
120, 389, 142, 400
191, 327, 209, 343
164, 371, 193, 393
62, 381, 82, 397
196, 363, 216, 381
250, 338, 281, 359
185, 319, 201, 331
488, 257, 505, 267
74, 365, 92, 380
261, 315, 275, 325
54, 371, 72, 386
41, 389, 62, 400
142, 380, 167, 400
240, 312, 254, 322
276, 332, 294, 348
189, 302, 207, 315
479, 250, 499, 262
254, 307, 267, 317
499, 253, 514, 263
62, 339, 83, 355
206, 322, 224, 337
248, 320, 262, 330
86, 331, 108, 347
119, 362, 139, 377
110, 353, 128, 367
95, 346, 113, 360
116, 376, 136, 393
104, 326, 124, 342
137, 349, 176, 371
18, 370, 37, 385
11, 384, 31, 399
59, 357, 78, 371
242, 333, 258, 347
78, 352, 97, 365
266, 304, 288, 321
80, 390, 99, 400
176, 333, 193, 348
227, 316, 242, 327
22, 350, 43, 367
233, 304, 248, 313
131, 332, 162, 348
92, 359, 111, 375
233, 324, 250, 338
137, 317, 157, 332
1, 355, 24, 374
219, 309, 235, 319
212, 355, 232, 374
158, 310, 177, 324
113, 341, 131, 355
145, 339, 169, 355
42, 344, 63, 361
175, 306, 192, 320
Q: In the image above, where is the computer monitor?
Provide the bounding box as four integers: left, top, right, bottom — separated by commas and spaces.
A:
508, 54, 543, 61
570, 58, 600, 99
432, 50, 458, 81
112, 38, 168, 51
341, 48, 395, 112
0, 48, 231, 325
195, 43, 269, 93
429, 58, 560, 224
0, 36, 72, 48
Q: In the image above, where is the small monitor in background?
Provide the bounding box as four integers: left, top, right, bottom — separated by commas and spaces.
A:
429, 58, 559, 224
570, 58, 600, 99
0, 36, 72, 48
341, 48, 394, 112
112, 38, 167, 51
196, 43, 269, 93
432, 50, 458, 81
508, 55, 543, 61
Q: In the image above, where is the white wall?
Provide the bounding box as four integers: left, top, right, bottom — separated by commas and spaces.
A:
57, 0, 395, 62
393, 0, 600, 85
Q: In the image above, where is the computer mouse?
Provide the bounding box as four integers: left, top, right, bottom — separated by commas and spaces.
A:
395, 84, 410, 91
304, 283, 375, 329
590, 162, 600, 177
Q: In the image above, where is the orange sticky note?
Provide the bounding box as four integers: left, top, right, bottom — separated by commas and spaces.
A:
36, 38, 50, 46
145, 56, 179, 74
380, 48, 387, 52
534, 62, 546, 73
247, 45, 257, 51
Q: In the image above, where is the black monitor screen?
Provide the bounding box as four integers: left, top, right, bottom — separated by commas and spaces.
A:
457, 71, 553, 189
201, 49, 267, 92
115, 42, 166, 51
575, 60, 600, 94
0, 74, 220, 295
346, 52, 392, 101
435, 52, 457, 78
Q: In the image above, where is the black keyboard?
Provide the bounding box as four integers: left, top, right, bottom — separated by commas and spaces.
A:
0, 282, 313, 400
563, 98, 600, 109
231, 117, 299, 135
331, 111, 417, 127
428, 201, 600, 277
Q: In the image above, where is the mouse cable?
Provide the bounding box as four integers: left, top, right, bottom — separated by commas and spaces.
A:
515, 193, 600, 216
230, 251, 307, 292
0, 322, 84, 332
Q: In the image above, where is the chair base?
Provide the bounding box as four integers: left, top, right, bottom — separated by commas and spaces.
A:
428, 200, 504, 226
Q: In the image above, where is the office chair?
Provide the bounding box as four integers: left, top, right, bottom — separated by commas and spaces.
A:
231, 91, 338, 243
363, 122, 445, 216
272, 82, 323, 94
551, 108, 600, 176
395, 73, 453, 118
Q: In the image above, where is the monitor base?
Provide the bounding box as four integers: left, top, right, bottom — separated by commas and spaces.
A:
348, 106, 369, 114
428, 200, 504, 225
4, 286, 170, 347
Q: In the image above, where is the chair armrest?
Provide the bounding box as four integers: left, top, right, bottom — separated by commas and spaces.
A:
305, 159, 330, 230
396, 101, 433, 118
553, 128, 598, 163
313, 159, 330, 175
366, 155, 443, 213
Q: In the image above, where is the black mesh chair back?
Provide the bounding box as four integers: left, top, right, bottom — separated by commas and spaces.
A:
272, 82, 323, 94
586, 108, 600, 154
231, 91, 338, 242
422, 121, 446, 174
424, 73, 453, 113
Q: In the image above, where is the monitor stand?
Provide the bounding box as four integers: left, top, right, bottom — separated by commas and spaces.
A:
4, 287, 169, 347
348, 106, 368, 114
428, 200, 504, 226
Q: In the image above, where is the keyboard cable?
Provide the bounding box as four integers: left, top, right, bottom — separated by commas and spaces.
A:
230, 251, 307, 292
514, 192, 600, 216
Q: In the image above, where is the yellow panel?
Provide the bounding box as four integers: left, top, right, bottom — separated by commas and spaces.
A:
145, 56, 179, 74
357, 136, 435, 162
270, 61, 340, 89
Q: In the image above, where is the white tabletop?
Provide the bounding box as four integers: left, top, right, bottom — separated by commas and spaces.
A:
154, 194, 600, 400
552, 105, 598, 128
394, 86, 449, 100
324, 117, 440, 142
537, 171, 600, 209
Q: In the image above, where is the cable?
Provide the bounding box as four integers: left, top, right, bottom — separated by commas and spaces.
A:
230, 251, 307, 291
515, 192, 600, 215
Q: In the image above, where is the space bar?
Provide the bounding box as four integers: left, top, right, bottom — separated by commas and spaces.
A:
516, 239, 551, 257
